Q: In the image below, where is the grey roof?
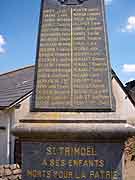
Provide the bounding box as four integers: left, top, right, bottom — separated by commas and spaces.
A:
0, 66, 34, 109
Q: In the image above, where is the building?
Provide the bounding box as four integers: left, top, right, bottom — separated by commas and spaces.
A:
0, 66, 34, 164
0, 65, 135, 165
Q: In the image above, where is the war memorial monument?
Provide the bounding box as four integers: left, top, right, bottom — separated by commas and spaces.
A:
12, 0, 135, 179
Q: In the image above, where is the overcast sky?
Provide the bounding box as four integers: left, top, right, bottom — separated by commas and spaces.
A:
0, 0, 135, 84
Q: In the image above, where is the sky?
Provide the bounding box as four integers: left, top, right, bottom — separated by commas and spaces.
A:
0, 0, 135, 84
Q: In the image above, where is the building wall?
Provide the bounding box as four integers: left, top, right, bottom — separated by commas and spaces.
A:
112, 78, 135, 123
0, 96, 31, 165
15, 96, 31, 123
0, 110, 13, 165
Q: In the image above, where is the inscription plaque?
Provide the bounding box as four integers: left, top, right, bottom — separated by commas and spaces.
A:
22, 142, 123, 180
32, 0, 113, 111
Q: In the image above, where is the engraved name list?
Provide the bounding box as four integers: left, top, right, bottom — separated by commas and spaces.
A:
32, 0, 112, 111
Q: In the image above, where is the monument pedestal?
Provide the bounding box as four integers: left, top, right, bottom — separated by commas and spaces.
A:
13, 119, 135, 140
12, 113, 135, 180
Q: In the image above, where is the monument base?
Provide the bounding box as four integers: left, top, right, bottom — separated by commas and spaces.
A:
12, 116, 135, 180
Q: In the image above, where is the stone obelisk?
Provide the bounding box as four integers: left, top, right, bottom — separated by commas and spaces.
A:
12, 1, 135, 180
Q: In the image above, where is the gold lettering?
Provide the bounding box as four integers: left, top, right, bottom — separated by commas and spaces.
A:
46, 146, 52, 155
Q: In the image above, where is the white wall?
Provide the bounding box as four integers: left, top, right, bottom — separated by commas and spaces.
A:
112, 78, 135, 123
15, 96, 31, 123
0, 96, 31, 165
